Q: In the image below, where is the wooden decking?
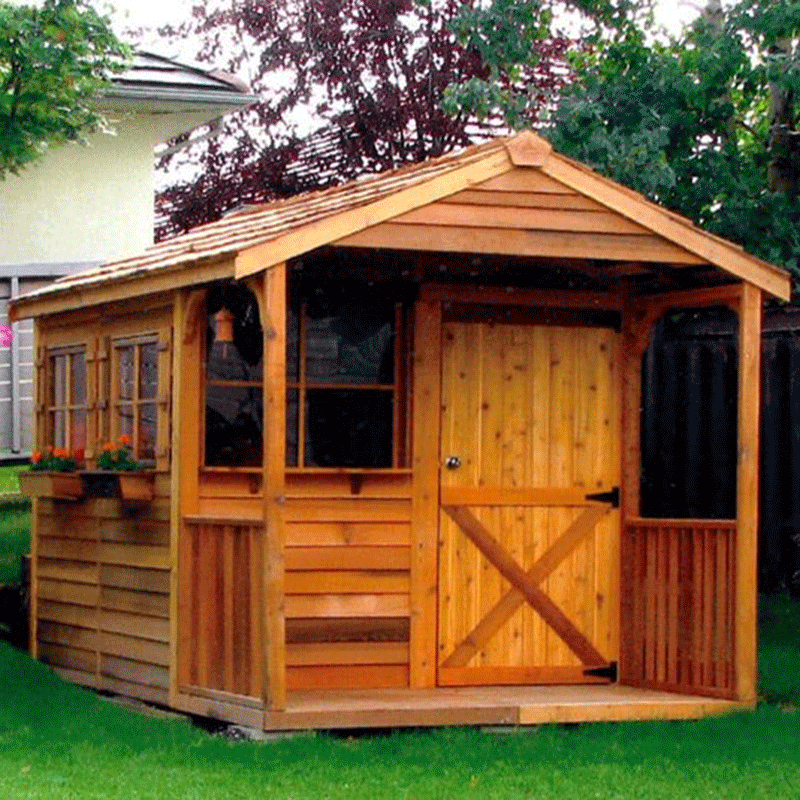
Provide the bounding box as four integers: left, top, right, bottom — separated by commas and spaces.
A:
254, 685, 752, 731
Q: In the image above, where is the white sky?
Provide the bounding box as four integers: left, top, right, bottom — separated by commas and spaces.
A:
99, 0, 705, 63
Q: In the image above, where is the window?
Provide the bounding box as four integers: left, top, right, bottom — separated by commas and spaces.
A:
110, 335, 159, 463
204, 284, 263, 467
287, 285, 409, 469
45, 345, 87, 453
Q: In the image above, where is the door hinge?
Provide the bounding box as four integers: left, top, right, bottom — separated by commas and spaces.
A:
583, 661, 617, 681
585, 487, 619, 508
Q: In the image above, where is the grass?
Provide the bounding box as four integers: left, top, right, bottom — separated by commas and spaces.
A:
0, 485, 799, 798
0, 464, 24, 495
0, 498, 29, 583
0, 597, 797, 799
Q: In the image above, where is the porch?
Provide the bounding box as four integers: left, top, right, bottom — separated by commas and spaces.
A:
177, 684, 752, 731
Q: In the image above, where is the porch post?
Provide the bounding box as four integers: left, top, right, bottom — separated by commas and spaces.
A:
736, 281, 762, 702
409, 294, 442, 688
262, 263, 287, 713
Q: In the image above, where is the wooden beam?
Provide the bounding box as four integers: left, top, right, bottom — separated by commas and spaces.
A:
168, 291, 184, 706
542, 157, 791, 301
335, 224, 708, 265
234, 150, 514, 279
423, 285, 621, 311
11, 258, 235, 322
442, 505, 607, 665
505, 130, 553, 167
735, 282, 762, 702
393, 203, 650, 235
440, 486, 609, 507
409, 297, 442, 688
262, 264, 287, 714
442, 505, 610, 668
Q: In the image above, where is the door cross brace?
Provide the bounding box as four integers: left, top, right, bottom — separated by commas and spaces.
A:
441, 503, 612, 668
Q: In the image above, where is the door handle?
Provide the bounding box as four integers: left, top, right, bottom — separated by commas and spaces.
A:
445, 456, 462, 470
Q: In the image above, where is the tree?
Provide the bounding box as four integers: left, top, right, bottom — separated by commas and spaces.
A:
0, 0, 130, 178
155, 0, 575, 240
447, 0, 800, 281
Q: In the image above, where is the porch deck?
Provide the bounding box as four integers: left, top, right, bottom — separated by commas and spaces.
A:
254, 685, 752, 731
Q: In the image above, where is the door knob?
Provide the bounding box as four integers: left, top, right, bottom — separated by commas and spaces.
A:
445, 456, 462, 470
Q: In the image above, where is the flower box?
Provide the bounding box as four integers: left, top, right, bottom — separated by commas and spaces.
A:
19, 471, 84, 500
79, 471, 155, 502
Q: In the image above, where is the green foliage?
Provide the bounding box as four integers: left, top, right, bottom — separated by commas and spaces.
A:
447, 0, 800, 282
29, 445, 80, 472
0, 0, 130, 178
96, 436, 140, 470
0, 502, 29, 583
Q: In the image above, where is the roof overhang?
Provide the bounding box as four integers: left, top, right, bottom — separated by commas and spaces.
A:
9, 131, 792, 321
102, 85, 257, 116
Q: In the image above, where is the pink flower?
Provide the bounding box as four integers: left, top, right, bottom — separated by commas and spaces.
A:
0, 326, 12, 347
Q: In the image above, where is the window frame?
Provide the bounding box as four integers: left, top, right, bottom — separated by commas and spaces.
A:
108, 333, 161, 466
44, 343, 88, 455
287, 297, 411, 471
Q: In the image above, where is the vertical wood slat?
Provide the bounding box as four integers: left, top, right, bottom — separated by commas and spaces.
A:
621, 518, 736, 699
179, 519, 263, 699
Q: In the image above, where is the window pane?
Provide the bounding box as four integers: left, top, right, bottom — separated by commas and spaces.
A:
205, 384, 263, 467
118, 346, 135, 401
70, 409, 86, 452
304, 389, 393, 468
50, 354, 66, 407
71, 352, 86, 406
118, 403, 134, 440
51, 410, 66, 449
207, 339, 263, 382
139, 342, 158, 401
305, 305, 394, 385
138, 402, 156, 461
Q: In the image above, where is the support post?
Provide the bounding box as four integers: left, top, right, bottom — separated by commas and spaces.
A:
618, 293, 658, 684
736, 282, 762, 702
169, 291, 185, 705
409, 294, 442, 687
262, 265, 287, 714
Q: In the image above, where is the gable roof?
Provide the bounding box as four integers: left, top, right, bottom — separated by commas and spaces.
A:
102, 51, 256, 114
10, 131, 791, 320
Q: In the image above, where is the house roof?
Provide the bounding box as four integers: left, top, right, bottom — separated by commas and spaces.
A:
10, 131, 791, 320
102, 51, 256, 114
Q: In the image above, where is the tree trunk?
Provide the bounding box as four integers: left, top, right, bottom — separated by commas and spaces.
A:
768, 37, 798, 195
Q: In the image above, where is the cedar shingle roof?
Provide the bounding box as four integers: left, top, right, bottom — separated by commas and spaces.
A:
11, 132, 791, 315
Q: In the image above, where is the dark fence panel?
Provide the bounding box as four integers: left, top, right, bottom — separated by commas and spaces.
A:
641, 306, 800, 594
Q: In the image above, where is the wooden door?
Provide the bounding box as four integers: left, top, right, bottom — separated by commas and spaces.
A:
438, 313, 620, 686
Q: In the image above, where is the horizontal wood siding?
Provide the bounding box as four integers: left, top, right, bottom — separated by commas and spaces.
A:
621, 518, 736, 699
35, 481, 172, 706
285, 478, 413, 690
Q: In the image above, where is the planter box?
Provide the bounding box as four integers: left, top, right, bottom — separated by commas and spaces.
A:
19, 471, 83, 500
79, 471, 155, 502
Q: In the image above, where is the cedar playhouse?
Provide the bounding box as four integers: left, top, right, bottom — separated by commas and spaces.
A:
11, 132, 791, 730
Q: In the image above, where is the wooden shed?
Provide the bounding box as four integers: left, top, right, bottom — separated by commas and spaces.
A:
10, 131, 791, 730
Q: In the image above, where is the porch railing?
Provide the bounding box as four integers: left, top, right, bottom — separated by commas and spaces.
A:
179, 517, 263, 699
621, 518, 736, 699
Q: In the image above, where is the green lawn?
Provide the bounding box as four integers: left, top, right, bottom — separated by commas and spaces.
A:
1, 488, 799, 799
0, 464, 24, 495
0, 596, 797, 799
